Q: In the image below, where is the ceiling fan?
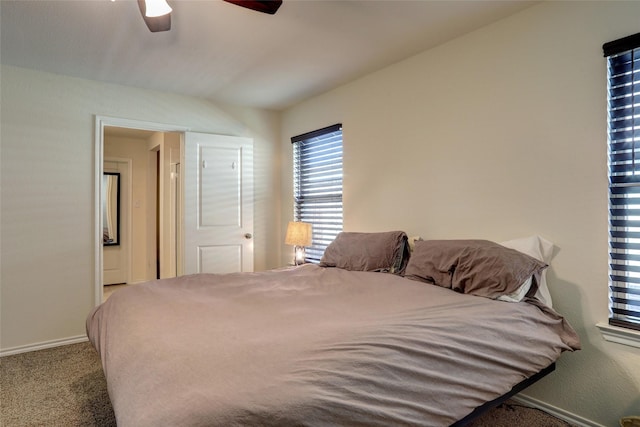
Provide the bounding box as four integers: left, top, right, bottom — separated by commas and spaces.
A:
137, 0, 282, 33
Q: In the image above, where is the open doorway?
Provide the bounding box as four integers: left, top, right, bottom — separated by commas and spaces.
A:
94, 116, 189, 305
95, 117, 255, 305
102, 127, 182, 301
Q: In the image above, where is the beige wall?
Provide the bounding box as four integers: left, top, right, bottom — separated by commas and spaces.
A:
0, 65, 282, 352
281, 1, 639, 425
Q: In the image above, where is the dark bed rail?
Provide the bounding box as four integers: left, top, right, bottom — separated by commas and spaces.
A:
450, 362, 556, 427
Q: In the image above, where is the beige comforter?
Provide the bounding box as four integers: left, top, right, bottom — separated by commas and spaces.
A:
87, 265, 579, 426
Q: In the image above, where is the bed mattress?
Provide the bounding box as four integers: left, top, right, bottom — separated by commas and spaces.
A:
87, 265, 579, 426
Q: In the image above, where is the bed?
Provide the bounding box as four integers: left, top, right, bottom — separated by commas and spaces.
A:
87, 232, 580, 426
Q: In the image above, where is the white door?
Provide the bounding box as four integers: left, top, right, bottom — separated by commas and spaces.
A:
183, 132, 254, 274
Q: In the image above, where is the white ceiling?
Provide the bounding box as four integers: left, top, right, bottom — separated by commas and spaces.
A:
0, 0, 537, 110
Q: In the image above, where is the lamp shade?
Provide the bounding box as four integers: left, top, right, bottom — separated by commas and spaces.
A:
145, 0, 172, 17
285, 221, 312, 247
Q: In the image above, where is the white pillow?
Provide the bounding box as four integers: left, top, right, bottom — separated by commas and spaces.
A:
497, 276, 533, 303
499, 235, 554, 307
408, 236, 422, 252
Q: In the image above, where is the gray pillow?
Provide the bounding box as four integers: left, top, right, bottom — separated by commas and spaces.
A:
320, 231, 410, 274
404, 239, 547, 299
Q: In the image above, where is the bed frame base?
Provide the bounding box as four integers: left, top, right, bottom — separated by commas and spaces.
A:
450, 362, 556, 426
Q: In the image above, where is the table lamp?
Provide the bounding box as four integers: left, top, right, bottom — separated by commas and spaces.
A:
285, 221, 312, 265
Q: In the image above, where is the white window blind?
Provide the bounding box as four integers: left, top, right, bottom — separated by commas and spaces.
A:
604, 33, 640, 331
291, 124, 343, 263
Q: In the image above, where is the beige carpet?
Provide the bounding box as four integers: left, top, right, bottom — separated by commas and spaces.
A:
1, 342, 115, 426
1, 342, 572, 426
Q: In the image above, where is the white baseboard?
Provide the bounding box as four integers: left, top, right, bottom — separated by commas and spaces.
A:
0, 335, 88, 357
514, 393, 605, 427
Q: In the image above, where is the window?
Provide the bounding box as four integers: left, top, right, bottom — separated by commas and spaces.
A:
604, 33, 640, 331
291, 124, 343, 263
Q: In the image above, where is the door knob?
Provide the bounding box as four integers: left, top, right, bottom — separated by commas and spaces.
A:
244, 233, 253, 239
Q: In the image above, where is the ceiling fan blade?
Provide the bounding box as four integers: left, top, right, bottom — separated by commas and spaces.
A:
137, 0, 171, 32
223, 0, 282, 15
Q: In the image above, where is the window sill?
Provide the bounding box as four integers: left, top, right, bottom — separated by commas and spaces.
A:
596, 322, 640, 349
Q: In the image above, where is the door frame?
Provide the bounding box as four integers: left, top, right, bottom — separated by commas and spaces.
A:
93, 116, 190, 307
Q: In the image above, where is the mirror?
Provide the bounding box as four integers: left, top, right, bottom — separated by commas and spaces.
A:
103, 172, 120, 246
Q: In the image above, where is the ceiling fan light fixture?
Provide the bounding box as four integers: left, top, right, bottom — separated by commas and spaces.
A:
144, 0, 172, 18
